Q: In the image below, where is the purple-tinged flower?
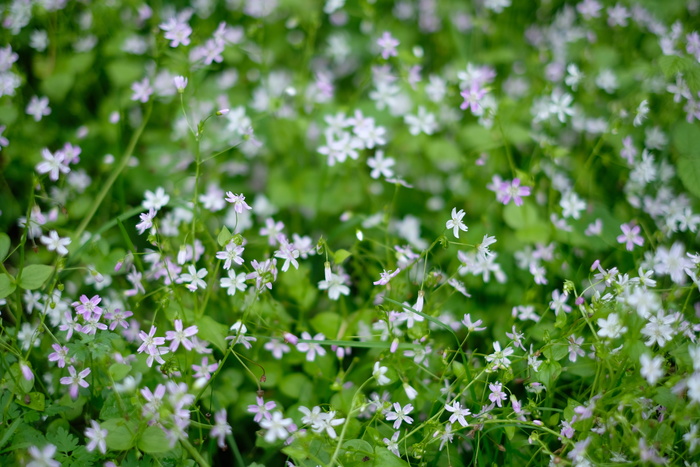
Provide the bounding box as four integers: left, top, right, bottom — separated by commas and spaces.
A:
165, 319, 198, 352
500, 178, 531, 206
617, 222, 644, 251
72, 294, 102, 320
85, 420, 108, 454
377, 32, 399, 59
210, 409, 232, 449
297, 332, 327, 361
136, 208, 156, 235
105, 308, 133, 331
373, 268, 401, 286
26, 95, 51, 121
137, 326, 166, 355
192, 357, 218, 381
248, 396, 277, 423
224, 192, 252, 213
60, 366, 91, 399
48, 344, 70, 368
131, 77, 153, 103
488, 381, 507, 407
460, 83, 486, 112
173, 75, 188, 93
36, 148, 70, 181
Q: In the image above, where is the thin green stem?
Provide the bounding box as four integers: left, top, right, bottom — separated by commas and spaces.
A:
72, 102, 153, 245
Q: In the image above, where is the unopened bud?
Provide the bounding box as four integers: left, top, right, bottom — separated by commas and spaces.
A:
390, 338, 399, 353
283, 332, 299, 345
20, 362, 34, 382
216, 108, 230, 116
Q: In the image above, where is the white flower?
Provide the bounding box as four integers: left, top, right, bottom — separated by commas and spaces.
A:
142, 187, 170, 211
259, 411, 293, 443
597, 313, 627, 339
373, 362, 390, 385
85, 420, 108, 454
178, 265, 208, 292
640, 354, 664, 385
220, 271, 247, 296
40, 230, 71, 256
446, 208, 468, 238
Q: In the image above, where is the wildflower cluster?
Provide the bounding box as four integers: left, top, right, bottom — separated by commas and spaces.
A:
0, 1, 699, 466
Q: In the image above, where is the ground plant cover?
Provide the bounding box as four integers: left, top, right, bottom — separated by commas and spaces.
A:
1, 0, 700, 465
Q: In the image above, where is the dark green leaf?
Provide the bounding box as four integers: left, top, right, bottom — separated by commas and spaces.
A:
0, 233, 10, 261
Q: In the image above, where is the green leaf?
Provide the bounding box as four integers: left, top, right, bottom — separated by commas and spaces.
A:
101, 418, 136, 451
137, 426, 170, 454
310, 311, 342, 338
673, 121, 700, 156
0, 273, 16, 299
659, 55, 698, 78
373, 447, 409, 466
108, 363, 131, 382
15, 392, 45, 411
280, 373, 312, 399
673, 123, 700, 198
334, 249, 352, 264
504, 425, 515, 440
535, 361, 562, 387
502, 201, 540, 230
217, 225, 232, 247
40, 72, 75, 102
46, 426, 79, 454
0, 418, 23, 450
677, 156, 700, 198
18, 264, 54, 290
0, 233, 10, 261
197, 315, 229, 352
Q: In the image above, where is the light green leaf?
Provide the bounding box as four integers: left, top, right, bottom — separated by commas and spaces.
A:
503, 201, 540, 231
137, 425, 170, 453
217, 225, 232, 247
0, 232, 10, 261
18, 264, 54, 290
673, 121, 700, 156
310, 311, 341, 338
102, 418, 136, 451
108, 363, 131, 382
0, 273, 16, 299
197, 315, 229, 352
334, 249, 352, 264
373, 447, 409, 467
677, 156, 700, 198
16, 392, 45, 411
280, 373, 312, 399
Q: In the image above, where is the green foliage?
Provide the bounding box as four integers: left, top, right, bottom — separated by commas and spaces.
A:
17, 264, 54, 290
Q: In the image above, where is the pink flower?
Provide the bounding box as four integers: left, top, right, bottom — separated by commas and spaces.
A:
460, 84, 487, 112
60, 366, 91, 399
377, 32, 399, 59
500, 178, 531, 206
617, 222, 644, 251
165, 319, 199, 352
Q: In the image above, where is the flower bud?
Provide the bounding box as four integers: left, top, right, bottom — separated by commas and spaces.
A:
390, 338, 399, 353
